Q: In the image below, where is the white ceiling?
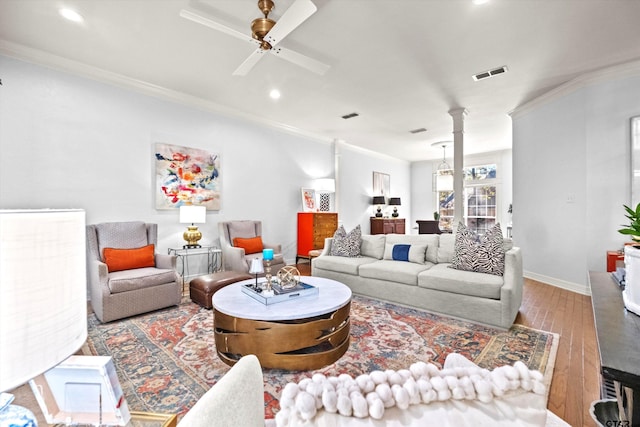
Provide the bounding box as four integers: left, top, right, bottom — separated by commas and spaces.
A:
1, 0, 640, 161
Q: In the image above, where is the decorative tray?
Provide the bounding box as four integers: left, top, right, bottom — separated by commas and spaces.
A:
241, 281, 318, 305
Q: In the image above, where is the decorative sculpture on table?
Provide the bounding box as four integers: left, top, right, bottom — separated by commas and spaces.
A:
277, 266, 301, 290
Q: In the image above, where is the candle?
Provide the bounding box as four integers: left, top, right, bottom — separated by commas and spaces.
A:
263, 248, 274, 261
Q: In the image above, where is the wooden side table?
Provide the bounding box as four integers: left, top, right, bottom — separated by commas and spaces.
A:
370, 217, 405, 234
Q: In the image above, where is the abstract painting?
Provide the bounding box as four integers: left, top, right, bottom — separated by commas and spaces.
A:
155, 143, 220, 210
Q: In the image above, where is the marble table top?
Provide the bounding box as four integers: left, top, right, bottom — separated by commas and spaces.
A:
212, 276, 351, 321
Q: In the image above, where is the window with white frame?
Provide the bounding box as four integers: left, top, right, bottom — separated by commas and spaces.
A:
437, 163, 498, 235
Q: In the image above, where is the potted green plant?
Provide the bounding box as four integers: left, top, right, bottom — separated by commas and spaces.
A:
618, 203, 640, 242
433, 211, 440, 221
619, 203, 640, 316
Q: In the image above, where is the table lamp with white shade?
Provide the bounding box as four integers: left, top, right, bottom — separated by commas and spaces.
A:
249, 258, 264, 290
0, 209, 87, 427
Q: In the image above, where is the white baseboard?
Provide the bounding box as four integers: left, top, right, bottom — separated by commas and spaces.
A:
524, 271, 591, 296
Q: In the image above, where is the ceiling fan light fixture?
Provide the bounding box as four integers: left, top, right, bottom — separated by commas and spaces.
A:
251, 18, 276, 46
258, 0, 276, 16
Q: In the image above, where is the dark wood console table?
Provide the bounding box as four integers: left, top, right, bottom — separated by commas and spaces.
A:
590, 270, 640, 425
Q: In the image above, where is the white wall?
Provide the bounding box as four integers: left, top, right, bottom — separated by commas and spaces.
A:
511, 68, 640, 294
336, 142, 410, 233
0, 55, 413, 267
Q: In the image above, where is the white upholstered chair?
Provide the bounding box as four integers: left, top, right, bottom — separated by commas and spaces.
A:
218, 220, 286, 275
86, 221, 181, 322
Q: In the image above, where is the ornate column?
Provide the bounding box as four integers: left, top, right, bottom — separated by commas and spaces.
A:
449, 108, 468, 228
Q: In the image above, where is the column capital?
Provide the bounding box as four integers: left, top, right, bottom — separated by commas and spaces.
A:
448, 108, 468, 133
448, 107, 468, 117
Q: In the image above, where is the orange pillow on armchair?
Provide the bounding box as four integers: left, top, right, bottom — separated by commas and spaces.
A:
103, 244, 156, 272
233, 237, 264, 254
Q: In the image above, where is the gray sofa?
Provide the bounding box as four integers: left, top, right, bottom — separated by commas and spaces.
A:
311, 233, 523, 329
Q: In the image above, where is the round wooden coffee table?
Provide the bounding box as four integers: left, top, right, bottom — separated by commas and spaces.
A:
212, 276, 351, 370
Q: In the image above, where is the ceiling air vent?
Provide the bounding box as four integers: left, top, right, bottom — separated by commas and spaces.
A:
341, 112, 359, 119
409, 128, 427, 134
473, 65, 508, 81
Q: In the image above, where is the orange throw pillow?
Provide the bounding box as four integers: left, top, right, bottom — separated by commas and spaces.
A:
233, 236, 264, 254
103, 244, 155, 272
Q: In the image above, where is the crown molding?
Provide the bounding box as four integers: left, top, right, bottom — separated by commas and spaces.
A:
0, 40, 334, 145
510, 58, 640, 119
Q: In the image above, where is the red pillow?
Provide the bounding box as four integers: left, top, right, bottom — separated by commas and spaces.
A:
233, 236, 264, 254
103, 244, 155, 272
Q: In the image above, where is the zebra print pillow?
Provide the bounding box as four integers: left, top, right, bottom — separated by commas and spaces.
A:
450, 223, 505, 276
330, 225, 362, 257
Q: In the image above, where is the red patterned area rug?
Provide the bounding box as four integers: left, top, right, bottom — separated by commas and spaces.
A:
86, 295, 558, 420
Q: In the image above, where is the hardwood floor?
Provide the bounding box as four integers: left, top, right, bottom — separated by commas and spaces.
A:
297, 263, 601, 427
517, 279, 600, 427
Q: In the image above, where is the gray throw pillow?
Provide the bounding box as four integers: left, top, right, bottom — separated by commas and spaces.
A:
450, 222, 505, 276
330, 225, 362, 257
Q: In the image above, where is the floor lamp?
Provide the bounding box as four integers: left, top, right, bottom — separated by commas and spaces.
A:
0, 209, 87, 426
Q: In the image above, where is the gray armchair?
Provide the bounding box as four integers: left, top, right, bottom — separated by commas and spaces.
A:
86, 221, 181, 322
218, 220, 285, 275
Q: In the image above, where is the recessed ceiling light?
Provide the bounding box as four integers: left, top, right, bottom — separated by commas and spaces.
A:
59, 8, 84, 23
269, 89, 281, 100
472, 0, 490, 5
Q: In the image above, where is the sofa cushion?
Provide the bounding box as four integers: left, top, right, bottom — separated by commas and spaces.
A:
96, 221, 148, 261
103, 244, 155, 272
436, 233, 456, 263
383, 243, 427, 264
330, 225, 362, 257
233, 236, 264, 254
313, 255, 376, 275
360, 234, 385, 259
419, 264, 504, 299
108, 267, 176, 293
450, 223, 505, 276
359, 260, 433, 286
228, 221, 257, 241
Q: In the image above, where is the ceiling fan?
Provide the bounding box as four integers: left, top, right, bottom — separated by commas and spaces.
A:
180, 0, 330, 76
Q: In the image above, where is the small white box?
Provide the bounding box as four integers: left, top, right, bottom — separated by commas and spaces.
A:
29, 355, 131, 426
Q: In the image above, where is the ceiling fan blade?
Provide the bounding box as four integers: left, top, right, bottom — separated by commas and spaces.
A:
179, 9, 253, 44
233, 49, 267, 76
271, 46, 330, 75
263, 0, 317, 47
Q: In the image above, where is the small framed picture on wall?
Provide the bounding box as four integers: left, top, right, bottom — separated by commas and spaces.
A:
301, 188, 316, 212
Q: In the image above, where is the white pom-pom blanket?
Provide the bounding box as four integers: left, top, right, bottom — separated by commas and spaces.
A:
275, 360, 545, 427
